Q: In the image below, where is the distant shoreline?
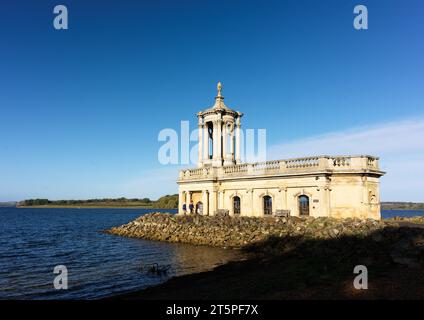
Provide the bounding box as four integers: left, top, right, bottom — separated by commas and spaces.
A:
3, 198, 424, 211
11, 195, 179, 210
16, 205, 177, 209
11, 205, 424, 211
6, 206, 424, 211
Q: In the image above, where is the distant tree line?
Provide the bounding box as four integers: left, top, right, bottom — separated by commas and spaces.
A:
153, 194, 178, 209
381, 202, 424, 210
18, 194, 178, 209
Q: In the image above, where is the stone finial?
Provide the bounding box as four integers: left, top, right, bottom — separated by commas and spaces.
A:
217, 82, 222, 97
213, 82, 227, 109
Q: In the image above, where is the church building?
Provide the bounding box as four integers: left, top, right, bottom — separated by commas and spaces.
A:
177, 83, 385, 219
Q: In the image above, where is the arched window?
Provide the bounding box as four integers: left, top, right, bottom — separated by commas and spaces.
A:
263, 196, 272, 215
299, 195, 309, 216
233, 196, 241, 215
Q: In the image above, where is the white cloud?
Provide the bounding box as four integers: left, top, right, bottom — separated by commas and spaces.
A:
268, 118, 424, 202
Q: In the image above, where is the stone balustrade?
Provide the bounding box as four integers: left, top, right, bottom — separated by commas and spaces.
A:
178, 155, 380, 181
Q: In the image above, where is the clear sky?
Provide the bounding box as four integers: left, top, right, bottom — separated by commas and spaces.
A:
0, 0, 423, 201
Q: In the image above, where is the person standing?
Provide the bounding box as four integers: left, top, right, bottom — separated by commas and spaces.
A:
182, 203, 187, 215
189, 201, 194, 214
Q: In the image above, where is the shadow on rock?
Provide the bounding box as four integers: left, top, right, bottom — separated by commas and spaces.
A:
114, 226, 424, 300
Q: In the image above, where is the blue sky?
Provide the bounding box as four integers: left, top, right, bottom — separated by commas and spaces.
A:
0, 0, 423, 201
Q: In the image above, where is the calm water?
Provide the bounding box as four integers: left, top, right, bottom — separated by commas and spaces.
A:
1, 208, 423, 300
381, 209, 424, 219
0, 207, 244, 300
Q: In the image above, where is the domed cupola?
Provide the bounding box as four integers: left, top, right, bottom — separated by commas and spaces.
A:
196, 82, 243, 167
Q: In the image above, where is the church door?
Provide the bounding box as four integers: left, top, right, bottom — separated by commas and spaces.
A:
299, 195, 310, 216
263, 196, 272, 215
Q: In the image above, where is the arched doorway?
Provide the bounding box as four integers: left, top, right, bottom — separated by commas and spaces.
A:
263, 196, 272, 215
196, 201, 203, 215
233, 196, 241, 215
299, 195, 310, 216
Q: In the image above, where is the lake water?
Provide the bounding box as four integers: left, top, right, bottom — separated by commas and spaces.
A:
0, 207, 245, 299
1, 207, 423, 300
381, 209, 424, 219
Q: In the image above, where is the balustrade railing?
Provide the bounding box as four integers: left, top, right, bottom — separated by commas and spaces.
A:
332, 157, 351, 167
223, 163, 248, 174
252, 160, 280, 172
285, 157, 320, 169
179, 156, 380, 180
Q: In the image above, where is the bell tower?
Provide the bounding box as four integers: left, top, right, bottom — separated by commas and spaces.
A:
197, 82, 243, 167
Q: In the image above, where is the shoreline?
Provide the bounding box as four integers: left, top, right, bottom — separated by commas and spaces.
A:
105, 213, 424, 299
9, 205, 424, 212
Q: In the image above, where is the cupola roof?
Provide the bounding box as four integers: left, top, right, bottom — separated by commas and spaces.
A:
198, 82, 241, 117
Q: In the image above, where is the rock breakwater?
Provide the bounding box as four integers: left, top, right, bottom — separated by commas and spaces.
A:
106, 213, 390, 248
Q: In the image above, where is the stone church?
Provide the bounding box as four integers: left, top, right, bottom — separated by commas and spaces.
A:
177, 83, 385, 219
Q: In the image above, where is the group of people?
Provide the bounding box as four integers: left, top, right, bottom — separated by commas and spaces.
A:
182, 201, 194, 215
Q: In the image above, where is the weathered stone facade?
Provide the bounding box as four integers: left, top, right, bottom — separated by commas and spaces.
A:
178, 83, 385, 219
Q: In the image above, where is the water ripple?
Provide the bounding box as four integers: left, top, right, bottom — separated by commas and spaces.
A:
0, 207, 244, 299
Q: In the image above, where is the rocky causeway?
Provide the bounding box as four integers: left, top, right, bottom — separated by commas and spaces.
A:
106, 213, 424, 269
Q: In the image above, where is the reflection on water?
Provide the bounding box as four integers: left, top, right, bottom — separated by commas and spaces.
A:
168, 242, 245, 275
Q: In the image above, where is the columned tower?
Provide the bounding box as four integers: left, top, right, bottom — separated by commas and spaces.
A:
197, 82, 243, 167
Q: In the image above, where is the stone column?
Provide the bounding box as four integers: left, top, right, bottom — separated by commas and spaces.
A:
284, 188, 288, 209
178, 191, 184, 214
219, 191, 225, 210
325, 187, 331, 217
235, 120, 241, 164
203, 190, 209, 216
187, 191, 192, 213
210, 191, 217, 215
246, 189, 254, 216
362, 176, 369, 217
230, 126, 234, 160
203, 123, 209, 162
212, 121, 218, 161
217, 119, 222, 164
222, 122, 227, 160
198, 120, 203, 168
